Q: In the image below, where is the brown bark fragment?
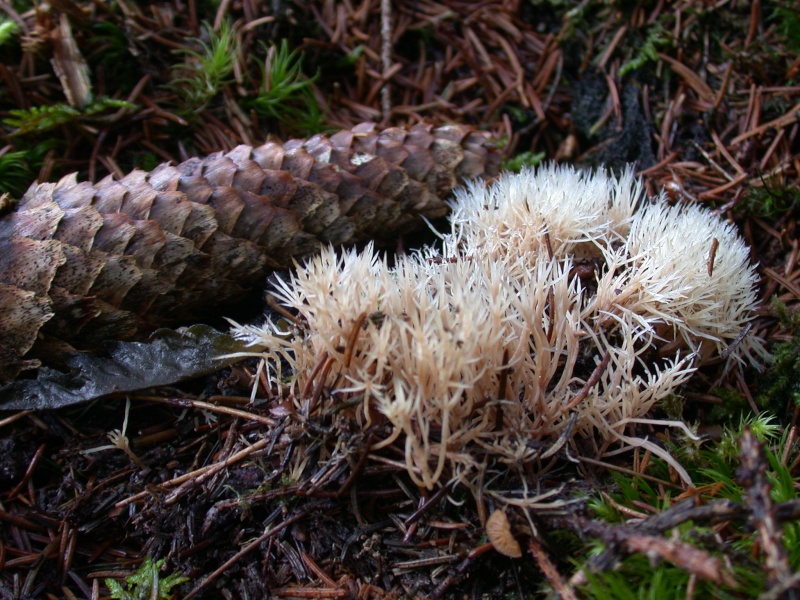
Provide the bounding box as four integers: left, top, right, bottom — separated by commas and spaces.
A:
737, 428, 795, 595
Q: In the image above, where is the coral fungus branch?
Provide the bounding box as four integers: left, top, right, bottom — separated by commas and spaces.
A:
234, 164, 764, 489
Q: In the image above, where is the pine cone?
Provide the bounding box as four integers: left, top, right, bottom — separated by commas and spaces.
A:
0, 122, 499, 380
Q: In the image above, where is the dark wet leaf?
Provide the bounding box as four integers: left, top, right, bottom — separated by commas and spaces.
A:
0, 325, 250, 410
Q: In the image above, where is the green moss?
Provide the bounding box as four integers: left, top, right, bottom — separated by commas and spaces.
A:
0, 17, 20, 47
105, 556, 189, 600
758, 337, 800, 409
251, 39, 326, 135
740, 183, 800, 220
169, 21, 238, 113
0, 140, 61, 196
0, 150, 35, 197
619, 24, 671, 77
4, 98, 136, 136
771, 296, 800, 332
503, 150, 546, 172
772, 3, 800, 53
706, 386, 751, 422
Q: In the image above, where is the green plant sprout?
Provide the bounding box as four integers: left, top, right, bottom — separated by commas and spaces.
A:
744, 299, 800, 413
0, 139, 61, 197
619, 24, 671, 77
0, 150, 35, 197
4, 97, 136, 136
757, 338, 800, 410
772, 3, 800, 53
105, 556, 189, 600
741, 182, 800, 220
251, 39, 325, 134
771, 296, 800, 332
503, 150, 546, 172
714, 412, 781, 463
170, 21, 239, 112
88, 21, 140, 92
338, 44, 365, 67
0, 17, 20, 46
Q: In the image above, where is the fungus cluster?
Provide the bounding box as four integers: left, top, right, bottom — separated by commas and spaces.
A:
231, 165, 765, 489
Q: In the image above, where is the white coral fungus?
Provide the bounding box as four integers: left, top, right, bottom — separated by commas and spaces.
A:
230, 164, 765, 489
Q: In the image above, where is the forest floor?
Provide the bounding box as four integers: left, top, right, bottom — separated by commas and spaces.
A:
1, 1, 799, 598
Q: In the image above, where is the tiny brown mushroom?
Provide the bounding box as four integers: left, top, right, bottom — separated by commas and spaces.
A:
486, 509, 522, 558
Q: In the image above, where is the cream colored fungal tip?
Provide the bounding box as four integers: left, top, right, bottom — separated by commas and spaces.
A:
448, 164, 642, 263
230, 164, 764, 489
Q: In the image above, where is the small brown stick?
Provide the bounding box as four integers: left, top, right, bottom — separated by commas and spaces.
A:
603, 71, 623, 132
404, 480, 455, 527
759, 128, 786, 172
763, 267, 800, 300
541, 51, 563, 113
691, 140, 734, 182
431, 553, 481, 598
392, 554, 459, 570
270, 586, 348, 598
308, 355, 337, 414
60, 520, 78, 582
576, 455, 684, 491
598, 24, 628, 71
88, 128, 108, 183
528, 537, 577, 600
637, 151, 679, 175
0, 409, 33, 428
558, 350, 612, 416
546, 284, 556, 343
720, 322, 752, 361
491, 32, 527, 108
380, 0, 392, 121
600, 491, 650, 520
7, 443, 45, 500
143, 396, 277, 427
698, 172, 749, 200
301, 551, 339, 587
266, 293, 305, 327
731, 101, 800, 145
707, 238, 719, 277
540, 413, 578, 459
568, 513, 737, 588
744, 0, 760, 48
300, 351, 331, 401
734, 368, 760, 415
543, 231, 556, 342
710, 130, 746, 176
658, 53, 714, 101
482, 75, 522, 120
183, 500, 330, 599
737, 428, 794, 594
115, 438, 270, 508
782, 424, 797, 466
624, 534, 736, 587
543, 231, 554, 262
494, 349, 510, 431
713, 61, 734, 110
335, 429, 376, 499
343, 312, 368, 369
